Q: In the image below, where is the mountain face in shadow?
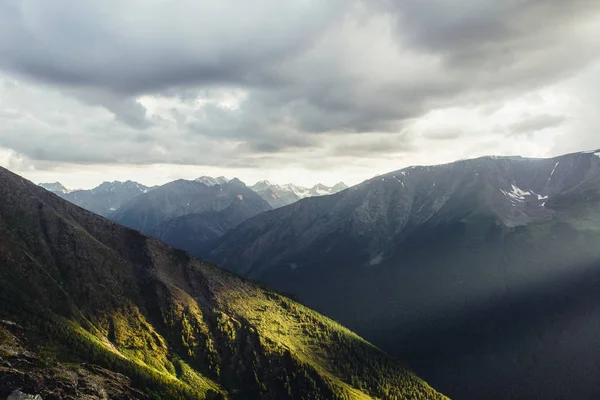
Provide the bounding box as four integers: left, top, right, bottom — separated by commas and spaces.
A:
209, 150, 600, 400
0, 166, 446, 400
111, 178, 272, 255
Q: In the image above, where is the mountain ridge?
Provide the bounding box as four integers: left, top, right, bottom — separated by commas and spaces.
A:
207, 149, 600, 400
0, 165, 446, 400
38, 180, 157, 217
108, 178, 272, 258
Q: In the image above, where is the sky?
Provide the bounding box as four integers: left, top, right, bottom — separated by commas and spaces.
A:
1, 0, 600, 189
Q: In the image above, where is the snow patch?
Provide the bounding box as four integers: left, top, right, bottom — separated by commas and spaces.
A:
501, 184, 549, 204
109, 207, 116, 211
393, 176, 405, 187
549, 161, 559, 181
511, 184, 532, 198
501, 185, 532, 202
594, 152, 600, 159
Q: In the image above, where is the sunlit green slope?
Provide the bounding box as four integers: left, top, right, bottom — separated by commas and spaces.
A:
0, 166, 446, 400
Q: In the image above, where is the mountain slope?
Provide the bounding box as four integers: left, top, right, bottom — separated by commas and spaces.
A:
209, 150, 600, 400
111, 179, 271, 255
154, 199, 270, 257
0, 166, 445, 400
0, 169, 442, 399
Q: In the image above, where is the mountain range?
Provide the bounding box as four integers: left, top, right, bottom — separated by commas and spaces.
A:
111, 178, 272, 255
207, 150, 600, 400
30, 150, 600, 399
0, 166, 445, 399
39, 179, 348, 213
250, 181, 348, 208
40, 180, 157, 217
37, 178, 347, 254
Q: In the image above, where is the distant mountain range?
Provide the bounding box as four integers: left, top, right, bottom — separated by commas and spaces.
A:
0, 166, 445, 399
39, 180, 156, 217
250, 181, 348, 208
39, 178, 347, 212
37, 177, 347, 253
207, 150, 600, 400
110, 178, 272, 255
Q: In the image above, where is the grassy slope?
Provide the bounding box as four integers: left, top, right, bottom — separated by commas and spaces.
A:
0, 167, 445, 400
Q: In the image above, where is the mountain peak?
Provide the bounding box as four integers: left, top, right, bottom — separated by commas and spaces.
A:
195, 176, 229, 186
39, 182, 70, 194
251, 180, 274, 190
228, 177, 245, 185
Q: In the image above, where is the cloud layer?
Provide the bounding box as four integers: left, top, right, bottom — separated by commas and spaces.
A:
1, 0, 600, 186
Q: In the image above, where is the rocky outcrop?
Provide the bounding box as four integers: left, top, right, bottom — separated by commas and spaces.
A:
7, 390, 42, 400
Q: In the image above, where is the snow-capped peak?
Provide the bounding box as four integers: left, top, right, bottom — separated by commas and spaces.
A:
39, 182, 71, 194
195, 176, 230, 186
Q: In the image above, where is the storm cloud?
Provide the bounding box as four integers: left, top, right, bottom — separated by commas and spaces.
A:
0, 0, 599, 186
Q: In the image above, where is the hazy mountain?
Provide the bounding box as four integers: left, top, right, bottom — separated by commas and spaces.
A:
111, 178, 272, 254
250, 181, 303, 209
0, 166, 445, 399
307, 182, 348, 197
250, 181, 348, 208
209, 150, 600, 400
195, 176, 229, 186
39, 182, 71, 195
40, 180, 156, 217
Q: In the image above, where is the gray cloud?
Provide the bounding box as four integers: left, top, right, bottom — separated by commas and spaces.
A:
508, 114, 566, 136
0, 0, 599, 170
331, 133, 415, 157
422, 127, 465, 141
67, 89, 152, 129
0, 0, 345, 93
380, 0, 600, 61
